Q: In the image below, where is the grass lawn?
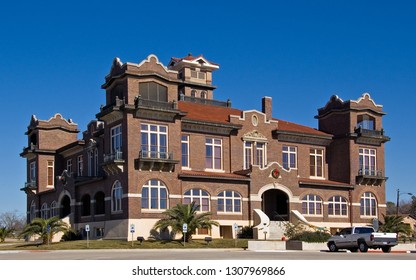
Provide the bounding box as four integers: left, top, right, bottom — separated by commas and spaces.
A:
0, 238, 249, 250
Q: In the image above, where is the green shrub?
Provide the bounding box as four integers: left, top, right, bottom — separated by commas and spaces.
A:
238, 226, 253, 239
290, 231, 331, 243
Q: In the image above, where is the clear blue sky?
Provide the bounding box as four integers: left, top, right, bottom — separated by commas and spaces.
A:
1, 0, 415, 215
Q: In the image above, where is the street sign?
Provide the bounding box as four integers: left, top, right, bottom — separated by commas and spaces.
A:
85, 224, 90, 232
233, 223, 238, 231
183, 223, 188, 233
130, 224, 135, 233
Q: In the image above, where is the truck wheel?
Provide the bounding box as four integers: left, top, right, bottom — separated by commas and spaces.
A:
382, 246, 392, 253
358, 242, 368, 253
328, 242, 338, 252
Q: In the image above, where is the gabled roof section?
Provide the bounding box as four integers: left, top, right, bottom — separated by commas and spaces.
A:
169, 53, 219, 70
317, 93, 385, 118
27, 113, 79, 133
103, 54, 178, 88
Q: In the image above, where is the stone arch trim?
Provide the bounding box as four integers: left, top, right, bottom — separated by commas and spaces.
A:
252, 183, 297, 202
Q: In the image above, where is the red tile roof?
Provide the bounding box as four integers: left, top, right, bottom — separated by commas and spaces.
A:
274, 119, 332, 137
178, 101, 241, 124
298, 178, 353, 188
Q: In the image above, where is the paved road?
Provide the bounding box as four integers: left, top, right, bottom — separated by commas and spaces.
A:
0, 248, 415, 260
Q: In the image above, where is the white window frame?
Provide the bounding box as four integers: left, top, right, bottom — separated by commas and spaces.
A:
328, 196, 348, 217
66, 159, 72, 175
243, 141, 267, 169
360, 192, 377, 217
141, 180, 168, 211
141, 123, 168, 159
217, 190, 242, 213
77, 155, 83, 176
111, 125, 122, 154
359, 148, 377, 176
111, 181, 123, 213
40, 203, 49, 219
205, 138, 223, 171
282, 145, 297, 170
183, 189, 210, 212
29, 161, 36, 182
310, 148, 324, 178
50, 201, 58, 217
302, 194, 323, 216
181, 135, 190, 169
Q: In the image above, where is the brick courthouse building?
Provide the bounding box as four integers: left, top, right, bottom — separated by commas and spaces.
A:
21, 54, 390, 240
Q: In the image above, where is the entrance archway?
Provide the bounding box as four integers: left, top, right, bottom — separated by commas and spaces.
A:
262, 189, 289, 221
60, 195, 71, 218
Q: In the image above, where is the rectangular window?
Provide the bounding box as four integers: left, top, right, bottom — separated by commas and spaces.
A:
47, 160, 54, 186
181, 135, 190, 168
282, 146, 297, 170
66, 159, 72, 175
77, 155, 83, 176
30, 161, 36, 182
205, 138, 222, 170
244, 142, 252, 169
359, 148, 377, 176
141, 124, 168, 159
244, 141, 266, 169
310, 148, 324, 178
255, 142, 265, 168
111, 125, 122, 155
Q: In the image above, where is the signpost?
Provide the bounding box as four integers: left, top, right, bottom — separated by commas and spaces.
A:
183, 223, 188, 247
233, 223, 238, 247
85, 224, 90, 248
130, 224, 135, 247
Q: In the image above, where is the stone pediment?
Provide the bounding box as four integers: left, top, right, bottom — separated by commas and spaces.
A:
242, 130, 268, 141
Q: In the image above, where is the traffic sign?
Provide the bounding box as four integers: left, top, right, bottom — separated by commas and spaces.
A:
85, 224, 90, 232
130, 224, 135, 233
183, 223, 188, 233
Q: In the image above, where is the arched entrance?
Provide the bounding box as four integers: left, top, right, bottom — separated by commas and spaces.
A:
262, 189, 289, 221
60, 195, 71, 218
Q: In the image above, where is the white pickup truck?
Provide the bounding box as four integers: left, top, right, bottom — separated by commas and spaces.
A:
327, 226, 397, 253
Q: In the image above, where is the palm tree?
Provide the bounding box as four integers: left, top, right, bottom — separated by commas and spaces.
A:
379, 215, 412, 236
19, 216, 69, 244
153, 202, 219, 242
0, 227, 13, 243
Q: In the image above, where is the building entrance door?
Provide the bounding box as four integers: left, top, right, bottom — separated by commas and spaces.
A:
262, 189, 289, 221
60, 195, 71, 218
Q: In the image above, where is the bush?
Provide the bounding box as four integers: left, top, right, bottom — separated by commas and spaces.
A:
61, 229, 83, 241
290, 231, 331, 243
238, 226, 253, 239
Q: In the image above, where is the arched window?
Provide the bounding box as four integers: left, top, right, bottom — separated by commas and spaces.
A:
50, 201, 58, 217
360, 192, 377, 217
191, 90, 197, 98
81, 194, 91, 216
217, 190, 242, 213
357, 114, 375, 130
40, 203, 49, 219
200, 91, 207, 99
141, 179, 168, 210
183, 189, 210, 211
30, 200, 36, 222
94, 191, 105, 215
111, 181, 123, 212
328, 196, 348, 216
301, 194, 323, 215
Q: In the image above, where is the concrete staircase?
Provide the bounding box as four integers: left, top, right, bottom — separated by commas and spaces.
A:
268, 221, 287, 240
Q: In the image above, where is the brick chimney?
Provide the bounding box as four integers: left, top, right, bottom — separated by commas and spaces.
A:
262, 96, 272, 121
